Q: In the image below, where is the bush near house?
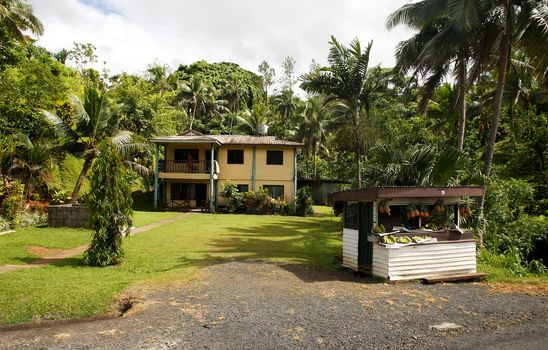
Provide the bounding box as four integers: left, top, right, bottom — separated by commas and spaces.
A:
220, 182, 290, 215
295, 186, 314, 216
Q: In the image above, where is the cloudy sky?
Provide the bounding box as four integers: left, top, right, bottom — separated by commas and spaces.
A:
29, 0, 413, 80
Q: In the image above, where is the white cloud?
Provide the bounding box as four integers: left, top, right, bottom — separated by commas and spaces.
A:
29, 0, 412, 81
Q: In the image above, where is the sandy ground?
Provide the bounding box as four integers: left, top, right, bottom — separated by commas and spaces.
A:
1, 261, 547, 349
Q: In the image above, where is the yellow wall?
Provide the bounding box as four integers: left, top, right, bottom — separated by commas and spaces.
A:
160, 143, 298, 205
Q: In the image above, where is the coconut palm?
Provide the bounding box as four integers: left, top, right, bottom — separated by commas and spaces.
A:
273, 89, 298, 125
42, 87, 132, 204
474, 0, 548, 177
387, 1, 479, 151
177, 76, 228, 131
300, 36, 375, 187
0, 0, 43, 43
236, 104, 271, 136
296, 96, 331, 179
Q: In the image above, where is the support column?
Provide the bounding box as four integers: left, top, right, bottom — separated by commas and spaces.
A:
293, 146, 297, 213
154, 143, 159, 209
252, 146, 256, 191
209, 145, 214, 213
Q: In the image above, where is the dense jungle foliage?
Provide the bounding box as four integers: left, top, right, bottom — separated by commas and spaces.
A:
0, 0, 546, 274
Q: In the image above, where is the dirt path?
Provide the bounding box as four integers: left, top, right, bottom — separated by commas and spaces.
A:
0, 212, 194, 274
1, 261, 546, 349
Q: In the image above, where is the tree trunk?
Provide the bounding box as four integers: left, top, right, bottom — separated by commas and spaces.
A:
313, 145, 317, 180
482, 14, 510, 178
456, 54, 467, 151
71, 155, 94, 204
353, 105, 362, 188
24, 172, 32, 200
479, 4, 511, 249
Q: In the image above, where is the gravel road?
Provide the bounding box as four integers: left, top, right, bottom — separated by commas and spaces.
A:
1, 261, 546, 349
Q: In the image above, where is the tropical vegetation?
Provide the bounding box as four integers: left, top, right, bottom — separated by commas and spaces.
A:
0, 0, 546, 277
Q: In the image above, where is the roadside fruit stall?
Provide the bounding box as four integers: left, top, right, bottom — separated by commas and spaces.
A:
329, 186, 485, 281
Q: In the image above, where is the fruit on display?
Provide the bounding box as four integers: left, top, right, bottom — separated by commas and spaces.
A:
383, 235, 397, 244
434, 198, 445, 213
379, 200, 391, 216
459, 203, 472, 217
397, 236, 412, 244
373, 224, 386, 233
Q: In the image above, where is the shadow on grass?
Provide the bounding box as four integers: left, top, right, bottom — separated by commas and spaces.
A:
24, 215, 381, 285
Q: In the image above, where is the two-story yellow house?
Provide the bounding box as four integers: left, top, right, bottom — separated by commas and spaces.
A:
151, 130, 303, 212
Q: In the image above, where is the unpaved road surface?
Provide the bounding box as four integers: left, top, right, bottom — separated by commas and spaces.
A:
1, 261, 547, 349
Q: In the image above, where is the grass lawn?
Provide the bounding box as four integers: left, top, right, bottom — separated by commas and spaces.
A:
0, 210, 183, 266
0, 207, 341, 324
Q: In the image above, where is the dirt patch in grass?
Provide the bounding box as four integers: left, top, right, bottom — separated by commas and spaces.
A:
485, 282, 548, 296
25, 246, 65, 257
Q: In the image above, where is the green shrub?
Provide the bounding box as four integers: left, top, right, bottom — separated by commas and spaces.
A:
483, 178, 547, 272
0, 181, 24, 227
84, 141, 133, 267
220, 183, 289, 215
295, 186, 314, 216
50, 189, 70, 205
19, 211, 47, 227
0, 216, 12, 232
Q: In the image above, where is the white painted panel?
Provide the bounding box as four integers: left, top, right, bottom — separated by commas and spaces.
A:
372, 241, 477, 281
342, 228, 359, 271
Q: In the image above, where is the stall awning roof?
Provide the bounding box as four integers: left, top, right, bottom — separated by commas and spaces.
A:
328, 186, 485, 202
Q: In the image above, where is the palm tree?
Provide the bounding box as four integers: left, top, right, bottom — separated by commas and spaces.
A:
474, 0, 548, 177
222, 75, 250, 133
297, 96, 331, 179
177, 76, 228, 131
387, 1, 477, 151
363, 143, 463, 186
300, 36, 375, 187
10, 136, 55, 199
273, 89, 298, 125
42, 87, 132, 204
236, 104, 270, 135
0, 0, 43, 43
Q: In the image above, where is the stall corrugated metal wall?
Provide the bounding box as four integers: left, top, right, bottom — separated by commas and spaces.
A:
342, 228, 359, 270
372, 241, 477, 281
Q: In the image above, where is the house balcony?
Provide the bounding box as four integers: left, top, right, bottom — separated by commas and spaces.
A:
158, 159, 215, 180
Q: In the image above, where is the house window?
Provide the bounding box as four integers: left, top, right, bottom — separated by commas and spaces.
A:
227, 149, 244, 164
266, 150, 284, 165
237, 184, 249, 192
171, 183, 207, 202
171, 183, 191, 200
344, 202, 359, 230
263, 185, 284, 199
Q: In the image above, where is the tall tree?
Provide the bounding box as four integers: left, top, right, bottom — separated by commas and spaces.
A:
258, 60, 275, 97
280, 56, 297, 93
0, 0, 43, 43
301, 36, 375, 187
387, 1, 476, 151
297, 96, 331, 179
176, 76, 228, 131
42, 87, 132, 204
475, 0, 548, 177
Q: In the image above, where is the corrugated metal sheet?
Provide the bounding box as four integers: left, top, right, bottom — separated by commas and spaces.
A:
342, 228, 359, 270
372, 241, 477, 281
329, 186, 485, 202
152, 133, 303, 146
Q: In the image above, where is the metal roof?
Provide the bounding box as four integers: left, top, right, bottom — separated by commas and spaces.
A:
329, 186, 485, 202
151, 130, 303, 147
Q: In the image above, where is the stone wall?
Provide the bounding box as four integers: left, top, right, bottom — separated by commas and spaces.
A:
47, 205, 90, 228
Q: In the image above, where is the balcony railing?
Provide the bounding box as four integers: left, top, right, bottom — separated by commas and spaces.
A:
159, 159, 211, 174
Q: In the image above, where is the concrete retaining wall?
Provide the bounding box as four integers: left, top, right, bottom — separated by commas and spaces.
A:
47, 205, 89, 228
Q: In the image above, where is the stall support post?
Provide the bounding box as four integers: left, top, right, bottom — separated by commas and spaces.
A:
209, 145, 214, 213
153, 143, 159, 210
